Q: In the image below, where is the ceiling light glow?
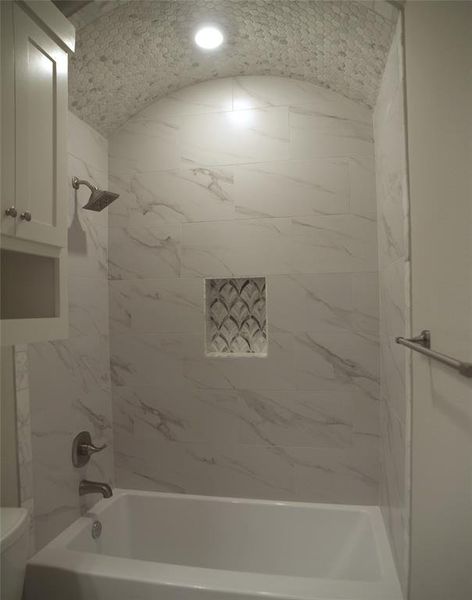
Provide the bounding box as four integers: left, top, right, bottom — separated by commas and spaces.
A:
194, 26, 224, 50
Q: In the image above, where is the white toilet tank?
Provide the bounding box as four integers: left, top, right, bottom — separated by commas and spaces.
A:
1, 508, 29, 600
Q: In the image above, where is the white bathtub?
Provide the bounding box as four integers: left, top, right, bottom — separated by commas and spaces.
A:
25, 489, 402, 600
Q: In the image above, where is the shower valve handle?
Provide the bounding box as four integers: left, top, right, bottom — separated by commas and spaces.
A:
79, 442, 107, 456
72, 431, 107, 467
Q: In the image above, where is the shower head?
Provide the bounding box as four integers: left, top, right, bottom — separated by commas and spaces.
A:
72, 177, 119, 211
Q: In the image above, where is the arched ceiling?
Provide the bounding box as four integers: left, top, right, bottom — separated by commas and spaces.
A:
69, 0, 398, 137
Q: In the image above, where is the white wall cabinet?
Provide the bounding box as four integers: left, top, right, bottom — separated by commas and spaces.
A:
1, 1, 75, 345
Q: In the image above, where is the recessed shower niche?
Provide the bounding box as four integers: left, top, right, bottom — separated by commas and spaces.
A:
205, 277, 267, 357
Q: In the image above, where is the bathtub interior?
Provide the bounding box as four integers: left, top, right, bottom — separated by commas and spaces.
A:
67, 493, 383, 582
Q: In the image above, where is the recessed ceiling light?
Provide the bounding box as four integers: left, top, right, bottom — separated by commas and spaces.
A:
194, 26, 224, 50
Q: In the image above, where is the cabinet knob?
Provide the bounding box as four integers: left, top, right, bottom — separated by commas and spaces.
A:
20, 211, 32, 222
5, 206, 17, 218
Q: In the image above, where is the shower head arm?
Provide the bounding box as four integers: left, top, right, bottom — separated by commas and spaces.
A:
72, 176, 98, 192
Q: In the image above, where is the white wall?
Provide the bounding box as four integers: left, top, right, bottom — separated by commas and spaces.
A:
404, 3, 472, 599
373, 18, 411, 595
109, 76, 381, 504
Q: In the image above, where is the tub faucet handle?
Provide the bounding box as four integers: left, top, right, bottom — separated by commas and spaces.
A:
72, 431, 107, 468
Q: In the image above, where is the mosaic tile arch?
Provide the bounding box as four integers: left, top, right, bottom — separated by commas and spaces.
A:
69, 0, 398, 136
205, 277, 267, 356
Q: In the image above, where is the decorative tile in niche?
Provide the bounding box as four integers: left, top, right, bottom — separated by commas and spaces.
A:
205, 278, 267, 356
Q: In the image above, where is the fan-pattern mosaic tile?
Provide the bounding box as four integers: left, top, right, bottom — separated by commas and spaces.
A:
69, 0, 398, 136
205, 277, 267, 355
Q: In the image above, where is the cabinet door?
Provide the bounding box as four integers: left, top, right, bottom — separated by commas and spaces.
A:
1, 2, 17, 238
13, 3, 68, 247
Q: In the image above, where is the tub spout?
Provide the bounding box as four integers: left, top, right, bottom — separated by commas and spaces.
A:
79, 480, 113, 499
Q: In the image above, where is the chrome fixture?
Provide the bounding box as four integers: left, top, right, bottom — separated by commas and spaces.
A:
71, 176, 119, 211
91, 520, 102, 539
4, 206, 17, 218
396, 330, 472, 378
79, 480, 113, 499
20, 211, 32, 222
72, 430, 107, 467
398, 329, 431, 349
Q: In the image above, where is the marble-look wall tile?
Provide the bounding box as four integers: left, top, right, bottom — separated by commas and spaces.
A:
13, 345, 36, 555
124, 168, 235, 223
233, 159, 350, 219
29, 335, 111, 400
181, 218, 292, 278
351, 272, 380, 338
379, 259, 409, 422
349, 156, 377, 219
68, 277, 110, 338
142, 78, 233, 120
110, 278, 204, 335
111, 333, 183, 388
374, 21, 411, 593
21, 497, 36, 558
67, 147, 109, 276
237, 389, 353, 449
29, 335, 113, 490
180, 106, 290, 167
208, 443, 296, 501
291, 215, 378, 274
68, 111, 108, 172
28, 340, 113, 551
16, 390, 34, 502
112, 383, 370, 501
25, 113, 114, 551
109, 115, 181, 173
27, 332, 114, 551
14, 345, 29, 392
109, 213, 181, 280
113, 385, 242, 445
352, 390, 380, 438
293, 330, 379, 400
268, 273, 353, 335
68, 220, 108, 280
379, 400, 409, 589
293, 435, 380, 504
268, 272, 379, 339
107, 165, 235, 224
109, 76, 380, 507
290, 107, 374, 159
114, 435, 216, 496
183, 333, 296, 392
232, 76, 372, 123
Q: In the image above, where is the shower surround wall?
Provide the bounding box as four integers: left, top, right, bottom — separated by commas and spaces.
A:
109, 76, 380, 503
26, 112, 114, 550
373, 22, 411, 593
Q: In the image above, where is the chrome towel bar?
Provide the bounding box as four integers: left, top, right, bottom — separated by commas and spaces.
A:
395, 330, 472, 378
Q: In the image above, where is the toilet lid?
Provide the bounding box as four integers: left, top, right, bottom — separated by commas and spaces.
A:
0, 508, 28, 552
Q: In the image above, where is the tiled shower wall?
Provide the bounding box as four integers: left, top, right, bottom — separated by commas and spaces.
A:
373, 21, 411, 593
109, 76, 381, 503
26, 113, 114, 550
